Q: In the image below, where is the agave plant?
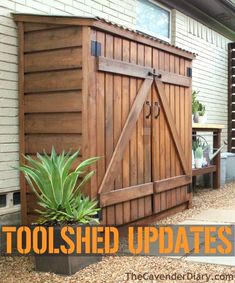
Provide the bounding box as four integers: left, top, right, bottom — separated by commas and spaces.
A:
19, 148, 100, 225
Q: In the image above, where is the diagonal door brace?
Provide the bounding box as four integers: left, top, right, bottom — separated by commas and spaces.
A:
98, 77, 153, 194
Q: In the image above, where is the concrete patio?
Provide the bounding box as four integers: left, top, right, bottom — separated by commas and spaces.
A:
179, 208, 235, 266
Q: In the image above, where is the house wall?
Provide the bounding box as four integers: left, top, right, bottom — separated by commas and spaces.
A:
0, 0, 231, 222
172, 9, 230, 148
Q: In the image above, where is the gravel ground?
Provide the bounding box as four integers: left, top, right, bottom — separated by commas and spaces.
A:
1, 183, 235, 283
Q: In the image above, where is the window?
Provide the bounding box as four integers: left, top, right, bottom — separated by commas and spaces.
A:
13, 192, 20, 205
137, 0, 171, 42
0, 194, 6, 208
0, 191, 20, 215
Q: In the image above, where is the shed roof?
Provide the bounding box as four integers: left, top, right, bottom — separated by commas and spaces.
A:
12, 13, 196, 60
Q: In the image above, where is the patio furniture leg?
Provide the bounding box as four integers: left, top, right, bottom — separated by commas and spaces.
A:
213, 130, 221, 188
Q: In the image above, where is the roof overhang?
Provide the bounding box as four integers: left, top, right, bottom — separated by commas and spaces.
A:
158, 0, 235, 41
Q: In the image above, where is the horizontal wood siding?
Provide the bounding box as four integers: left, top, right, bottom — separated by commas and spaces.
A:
24, 91, 82, 113
25, 113, 82, 134
25, 47, 82, 73
24, 26, 82, 52
24, 69, 82, 93
21, 23, 83, 224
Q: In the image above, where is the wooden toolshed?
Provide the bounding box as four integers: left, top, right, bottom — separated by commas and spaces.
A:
13, 14, 195, 225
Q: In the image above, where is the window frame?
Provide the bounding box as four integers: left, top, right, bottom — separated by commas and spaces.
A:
0, 191, 20, 216
136, 0, 172, 43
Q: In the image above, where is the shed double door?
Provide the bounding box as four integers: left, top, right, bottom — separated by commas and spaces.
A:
98, 58, 192, 226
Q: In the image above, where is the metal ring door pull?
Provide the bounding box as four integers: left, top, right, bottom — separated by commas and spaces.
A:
145, 101, 151, 119
154, 101, 161, 119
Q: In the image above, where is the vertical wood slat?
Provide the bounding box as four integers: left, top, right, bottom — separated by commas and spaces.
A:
179, 58, 186, 202
144, 45, 152, 216
169, 54, 176, 206
159, 51, 167, 211
18, 22, 26, 224
114, 37, 123, 225
122, 39, 131, 224
96, 31, 106, 224
137, 43, 145, 218
152, 48, 161, 213
105, 33, 115, 225
129, 41, 138, 221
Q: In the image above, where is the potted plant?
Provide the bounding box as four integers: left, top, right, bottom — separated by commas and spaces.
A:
198, 103, 207, 124
192, 90, 200, 123
19, 148, 101, 275
194, 146, 203, 168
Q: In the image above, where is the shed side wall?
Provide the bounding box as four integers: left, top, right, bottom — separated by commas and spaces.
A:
22, 24, 83, 224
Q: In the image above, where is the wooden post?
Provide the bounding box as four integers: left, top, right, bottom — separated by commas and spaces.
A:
213, 129, 221, 188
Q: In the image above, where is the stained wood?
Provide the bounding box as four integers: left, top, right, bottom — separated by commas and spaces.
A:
24, 22, 65, 32
143, 45, 152, 217
13, 14, 195, 59
18, 22, 27, 224
129, 41, 138, 221
24, 26, 82, 52
136, 43, 145, 219
25, 47, 82, 72
100, 183, 153, 207
25, 134, 82, 154
121, 203, 189, 226
25, 69, 82, 93
81, 26, 91, 197
99, 77, 153, 194
25, 113, 82, 134
213, 130, 221, 188
154, 175, 191, 193
87, 29, 98, 198
113, 36, 123, 225
192, 165, 216, 176
122, 38, 131, 224
94, 21, 195, 60
15, 18, 194, 225
98, 57, 191, 87
24, 91, 82, 113
105, 33, 115, 225
154, 79, 189, 175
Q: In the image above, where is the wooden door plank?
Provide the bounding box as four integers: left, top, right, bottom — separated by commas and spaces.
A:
99, 77, 153, 194
98, 57, 191, 87
100, 183, 153, 207
154, 79, 189, 175
113, 36, 123, 225
143, 45, 152, 217
154, 175, 191, 193
96, 31, 106, 222
122, 38, 131, 224
136, 43, 145, 219
129, 41, 138, 221
105, 33, 115, 225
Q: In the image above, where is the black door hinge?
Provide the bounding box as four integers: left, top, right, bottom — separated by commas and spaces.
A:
187, 183, 193, 193
91, 40, 101, 57
187, 67, 192, 77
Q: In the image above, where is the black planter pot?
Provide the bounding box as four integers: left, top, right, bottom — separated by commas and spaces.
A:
34, 225, 102, 275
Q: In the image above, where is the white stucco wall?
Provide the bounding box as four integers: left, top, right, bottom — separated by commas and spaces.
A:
0, 0, 231, 217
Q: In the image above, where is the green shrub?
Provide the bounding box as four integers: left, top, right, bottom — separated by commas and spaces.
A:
19, 148, 100, 225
